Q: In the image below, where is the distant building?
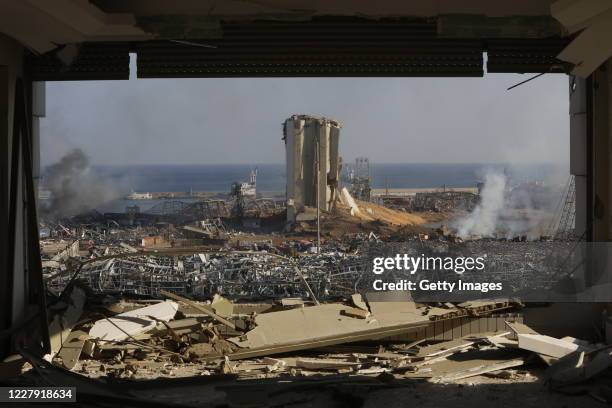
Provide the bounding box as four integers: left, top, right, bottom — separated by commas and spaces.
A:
345, 157, 371, 201
141, 235, 167, 248
238, 168, 257, 197
126, 190, 152, 200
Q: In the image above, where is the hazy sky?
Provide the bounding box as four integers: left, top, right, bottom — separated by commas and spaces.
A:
40, 57, 570, 167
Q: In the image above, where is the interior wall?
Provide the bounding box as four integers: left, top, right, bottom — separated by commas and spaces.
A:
570, 75, 587, 238
0, 33, 24, 359
571, 59, 612, 244
591, 63, 611, 241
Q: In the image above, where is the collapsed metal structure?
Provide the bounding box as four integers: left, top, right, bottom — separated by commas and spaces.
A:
412, 191, 479, 212
142, 198, 285, 223
45, 237, 587, 303
346, 157, 372, 202
144, 199, 230, 219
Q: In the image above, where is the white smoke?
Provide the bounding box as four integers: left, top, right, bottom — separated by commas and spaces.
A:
456, 171, 507, 238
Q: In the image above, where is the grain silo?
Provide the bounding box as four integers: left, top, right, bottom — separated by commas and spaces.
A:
283, 115, 342, 223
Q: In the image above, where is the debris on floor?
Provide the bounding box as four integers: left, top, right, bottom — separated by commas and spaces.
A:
1, 287, 608, 407
42, 290, 528, 381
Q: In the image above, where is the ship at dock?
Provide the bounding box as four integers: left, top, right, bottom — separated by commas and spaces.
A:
125, 190, 153, 200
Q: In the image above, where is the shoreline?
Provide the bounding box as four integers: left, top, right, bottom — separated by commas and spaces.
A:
123, 187, 479, 200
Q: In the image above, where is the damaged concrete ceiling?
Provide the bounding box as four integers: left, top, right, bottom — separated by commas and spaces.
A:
1, 0, 609, 78
90, 0, 558, 18
1, 0, 567, 54
552, 0, 612, 77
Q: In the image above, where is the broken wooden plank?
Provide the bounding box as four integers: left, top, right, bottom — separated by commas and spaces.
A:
211, 294, 234, 317
357, 367, 391, 375
81, 339, 96, 358
351, 294, 369, 311
262, 357, 286, 372
506, 321, 538, 337
295, 358, 360, 370
160, 290, 235, 330
404, 347, 526, 379
48, 286, 86, 357
56, 330, 88, 370
89, 300, 178, 341
431, 358, 524, 383
486, 332, 518, 349
417, 338, 475, 358
280, 298, 304, 307
150, 317, 203, 334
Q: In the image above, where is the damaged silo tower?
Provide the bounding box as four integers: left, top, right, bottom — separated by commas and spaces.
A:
283, 115, 342, 223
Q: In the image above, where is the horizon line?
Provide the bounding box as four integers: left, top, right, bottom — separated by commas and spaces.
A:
78, 161, 568, 167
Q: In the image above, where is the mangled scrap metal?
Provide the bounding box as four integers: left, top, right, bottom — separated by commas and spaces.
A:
41, 198, 574, 305
412, 191, 478, 212
46, 248, 371, 301
44, 237, 571, 303
48, 286, 87, 359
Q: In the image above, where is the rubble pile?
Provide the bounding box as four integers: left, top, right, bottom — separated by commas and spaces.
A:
33, 286, 612, 406
380, 191, 478, 213
42, 227, 576, 303
48, 286, 525, 380
412, 191, 478, 213
44, 248, 370, 300
26, 185, 600, 405
360, 240, 577, 300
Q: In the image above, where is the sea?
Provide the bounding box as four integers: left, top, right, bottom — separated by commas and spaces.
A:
91, 163, 567, 213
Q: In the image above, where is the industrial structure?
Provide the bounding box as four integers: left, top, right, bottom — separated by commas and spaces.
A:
283, 115, 341, 223
346, 157, 372, 202
549, 175, 577, 240
236, 168, 257, 198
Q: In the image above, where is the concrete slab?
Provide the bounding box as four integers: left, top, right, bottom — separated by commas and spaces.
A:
89, 300, 178, 341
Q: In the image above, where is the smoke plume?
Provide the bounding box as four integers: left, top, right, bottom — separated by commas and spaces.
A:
41, 149, 119, 218
456, 172, 507, 238
454, 168, 562, 239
